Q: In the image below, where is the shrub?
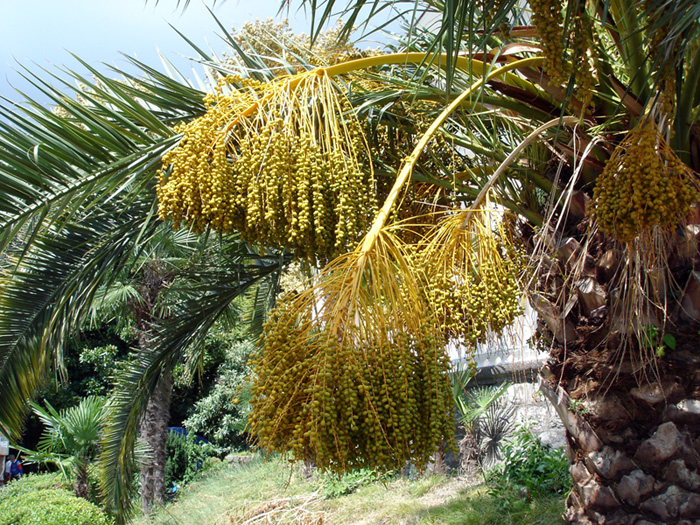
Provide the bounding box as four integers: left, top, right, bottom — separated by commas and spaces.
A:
486, 425, 570, 499
1, 472, 69, 495
182, 341, 253, 453
0, 474, 111, 525
203, 457, 223, 471
165, 431, 211, 488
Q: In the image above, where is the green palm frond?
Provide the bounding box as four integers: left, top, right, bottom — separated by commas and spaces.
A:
0, 49, 216, 435
22, 396, 105, 484
99, 246, 290, 521
0, 198, 161, 437
0, 58, 207, 256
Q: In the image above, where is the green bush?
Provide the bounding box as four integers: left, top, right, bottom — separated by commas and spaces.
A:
1, 472, 69, 495
165, 431, 211, 488
0, 474, 111, 525
182, 340, 253, 453
486, 425, 570, 499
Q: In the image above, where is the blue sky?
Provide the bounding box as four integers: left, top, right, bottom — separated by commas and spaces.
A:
0, 0, 311, 102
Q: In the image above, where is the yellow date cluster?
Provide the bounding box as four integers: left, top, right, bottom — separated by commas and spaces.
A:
157, 73, 376, 261
591, 121, 699, 243
248, 300, 455, 473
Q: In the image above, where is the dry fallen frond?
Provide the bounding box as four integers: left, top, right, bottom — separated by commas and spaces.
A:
231, 494, 325, 524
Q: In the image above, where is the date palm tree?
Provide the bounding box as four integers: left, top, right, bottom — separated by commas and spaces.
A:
2, 2, 700, 523
151, 3, 699, 524
238, 1, 697, 522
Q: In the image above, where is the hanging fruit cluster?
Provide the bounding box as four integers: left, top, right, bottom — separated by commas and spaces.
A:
248, 293, 455, 473
418, 208, 524, 349
529, 0, 566, 86
529, 0, 598, 109
157, 72, 376, 261
591, 121, 699, 243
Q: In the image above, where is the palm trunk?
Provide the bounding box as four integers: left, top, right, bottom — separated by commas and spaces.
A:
74, 462, 89, 500
458, 430, 480, 476
139, 369, 173, 515
534, 228, 700, 524
134, 262, 174, 515
541, 358, 700, 524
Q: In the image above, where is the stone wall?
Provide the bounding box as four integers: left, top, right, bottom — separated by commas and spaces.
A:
501, 381, 566, 449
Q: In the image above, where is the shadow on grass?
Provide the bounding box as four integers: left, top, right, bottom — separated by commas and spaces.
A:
409, 488, 566, 525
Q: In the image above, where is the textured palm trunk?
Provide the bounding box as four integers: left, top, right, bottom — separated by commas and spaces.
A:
533, 216, 700, 524
458, 430, 480, 476
541, 360, 700, 524
134, 262, 174, 515
139, 370, 173, 515
74, 462, 89, 500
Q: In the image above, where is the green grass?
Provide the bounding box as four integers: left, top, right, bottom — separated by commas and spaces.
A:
132, 458, 565, 524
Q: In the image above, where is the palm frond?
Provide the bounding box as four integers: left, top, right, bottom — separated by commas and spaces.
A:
0, 197, 161, 438
0, 58, 207, 256
99, 247, 290, 521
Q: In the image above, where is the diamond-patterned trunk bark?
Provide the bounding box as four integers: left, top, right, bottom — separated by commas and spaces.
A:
139, 370, 173, 515
531, 205, 700, 523
541, 359, 700, 524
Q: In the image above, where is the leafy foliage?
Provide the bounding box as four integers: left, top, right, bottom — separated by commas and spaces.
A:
164, 431, 212, 488
0, 474, 112, 525
486, 425, 570, 499
319, 468, 392, 499
182, 340, 253, 452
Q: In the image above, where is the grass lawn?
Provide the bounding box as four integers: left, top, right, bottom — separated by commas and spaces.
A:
132, 457, 565, 524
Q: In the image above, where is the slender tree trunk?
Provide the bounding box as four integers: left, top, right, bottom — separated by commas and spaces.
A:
134, 261, 174, 515
139, 369, 173, 515
74, 462, 89, 500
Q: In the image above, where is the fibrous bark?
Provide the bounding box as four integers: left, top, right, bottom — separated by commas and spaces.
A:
134, 262, 174, 515
542, 361, 700, 524
534, 226, 700, 524
139, 370, 173, 515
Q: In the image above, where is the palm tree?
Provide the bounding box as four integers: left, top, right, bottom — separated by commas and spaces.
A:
91, 224, 286, 514
2, 2, 699, 523
148, 2, 700, 523
24, 396, 106, 499
0, 57, 290, 521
